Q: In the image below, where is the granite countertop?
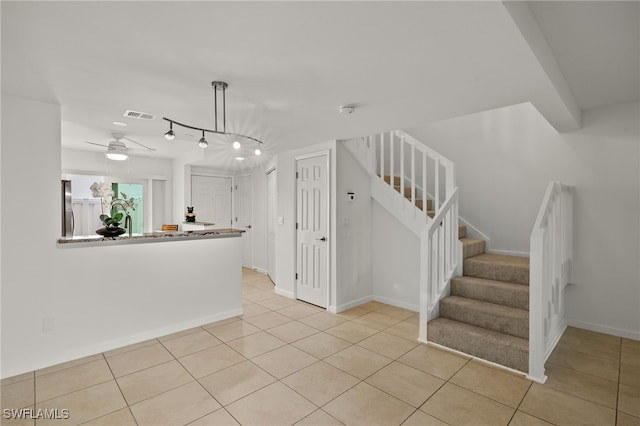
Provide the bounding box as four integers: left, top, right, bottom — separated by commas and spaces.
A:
58, 228, 244, 247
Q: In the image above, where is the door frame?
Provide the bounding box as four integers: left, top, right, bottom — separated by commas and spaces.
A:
235, 173, 253, 268
294, 150, 331, 310
266, 167, 277, 283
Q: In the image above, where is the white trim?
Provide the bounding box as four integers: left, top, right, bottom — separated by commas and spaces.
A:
253, 267, 268, 274
487, 249, 531, 257
334, 295, 374, 313
274, 286, 294, 299
1, 308, 243, 379
373, 296, 418, 313
567, 319, 640, 340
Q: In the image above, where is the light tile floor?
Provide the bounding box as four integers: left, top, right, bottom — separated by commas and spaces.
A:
1, 268, 638, 425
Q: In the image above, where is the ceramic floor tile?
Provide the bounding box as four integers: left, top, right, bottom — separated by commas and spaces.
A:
105, 343, 173, 378
556, 329, 621, 361
34, 354, 104, 377
81, 408, 137, 426
116, 360, 193, 405
178, 344, 246, 379
202, 316, 241, 329
36, 359, 114, 403
620, 362, 640, 389
294, 409, 344, 426
618, 383, 640, 417
207, 320, 261, 342
519, 383, 616, 426
542, 362, 618, 408
352, 312, 401, 330
357, 332, 418, 359
325, 321, 378, 343
1, 376, 34, 410
0, 406, 36, 426
103, 339, 158, 358
621, 342, 640, 368
449, 360, 532, 408
243, 311, 293, 330
622, 337, 640, 351
358, 301, 387, 311
282, 361, 360, 406
129, 381, 220, 426
187, 408, 240, 426
384, 320, 420, 341
256, 296, 299, 311
546, 344, 619, 382
292, 332, 353, 359
238, 303, 271, 319
266, 321, 319, 343
617, 412, 640, 426
299, 312, 348, 331
325, 345, 393, 380
157, 326, 203, 342
365, 361, 445, 408
374, 306, 416, 321
1, 372, 33, 387
323, 382, 414, 426
225, 382, 316, 426
161, 329, 222, 358
398, 344, 469, 380
420, 383, 514, 426
226, 331, 286, 358
509, 411, 555, 426
35, 381, 126, 426
251, 345, 318, 379
198, 360, 276, 406
335, 306, 369, 320
242, 290, 280, 303
562, 327, 622, 347
278, 304, 323, 320
401, 410, 449, 426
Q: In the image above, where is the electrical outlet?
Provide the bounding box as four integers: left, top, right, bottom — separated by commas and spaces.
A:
43, 317, 54, 333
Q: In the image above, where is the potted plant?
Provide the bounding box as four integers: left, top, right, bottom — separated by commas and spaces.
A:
90, 182, 136, 237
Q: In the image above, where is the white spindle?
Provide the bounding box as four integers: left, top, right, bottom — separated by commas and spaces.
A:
411, 142, 416, 208
422, 151, 427, 222
379, 133, 385, 178
434, 158, 440, 213
400, 134, 405, 199
389, 132, 394, 187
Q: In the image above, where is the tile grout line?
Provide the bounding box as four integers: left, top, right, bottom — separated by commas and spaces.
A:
99, 351, 140, 426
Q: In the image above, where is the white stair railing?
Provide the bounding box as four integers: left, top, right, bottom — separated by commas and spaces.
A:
369, 130, 461, 343
529, 181, 574, 383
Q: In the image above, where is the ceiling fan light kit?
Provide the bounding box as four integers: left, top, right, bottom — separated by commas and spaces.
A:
163, 81, 264, 156
86, 134, 156, 160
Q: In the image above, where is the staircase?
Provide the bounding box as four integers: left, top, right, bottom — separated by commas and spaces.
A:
352, 130, 572, 381
428, 241, 530, 372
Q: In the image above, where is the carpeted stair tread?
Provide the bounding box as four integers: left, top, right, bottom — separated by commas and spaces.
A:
427, 317, 528, 372
464, 253, 530, 285
439, 296, 529, 339
451, 276, 529, 311
461, 238, 485, 259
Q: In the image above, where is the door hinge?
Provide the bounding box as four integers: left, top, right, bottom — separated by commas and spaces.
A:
296, 172, 299, 179
295, 222, 298, 230
295, 273, 298, 280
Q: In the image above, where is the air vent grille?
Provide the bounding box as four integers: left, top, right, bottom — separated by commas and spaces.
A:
123, 110, 155, 120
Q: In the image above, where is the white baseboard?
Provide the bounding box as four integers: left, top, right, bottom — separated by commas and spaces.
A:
253, 267, 268, 274
487, 248, 530, 257
334, 295, 373, 313
2, 308, 243, 379
274, 286, 294, 299
566, 319, 640, 340
372, 296, 419, 312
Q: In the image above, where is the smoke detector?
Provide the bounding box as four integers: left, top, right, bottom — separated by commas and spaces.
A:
339, 105, 355, 115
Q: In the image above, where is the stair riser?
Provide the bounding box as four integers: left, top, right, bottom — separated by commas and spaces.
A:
463, 259, 529, 285
458, 224, 467, 239
451, 277, 529, 311
428, 319, 528, 372
462, 240, 485, 259
440, 299, 529, 339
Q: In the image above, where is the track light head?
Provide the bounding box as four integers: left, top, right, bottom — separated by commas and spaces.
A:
198, 131, 208, 148
164, 122, 175, 140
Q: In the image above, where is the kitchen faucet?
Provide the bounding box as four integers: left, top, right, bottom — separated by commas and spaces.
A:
125, 214, 132, 237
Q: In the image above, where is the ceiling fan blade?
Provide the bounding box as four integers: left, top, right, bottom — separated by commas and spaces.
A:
123, 136, 156, 151
85, 141, 109, 148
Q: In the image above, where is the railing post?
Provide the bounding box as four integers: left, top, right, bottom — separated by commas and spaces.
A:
529, 229, 548, 383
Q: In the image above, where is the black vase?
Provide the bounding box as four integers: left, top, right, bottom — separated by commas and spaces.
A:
95, 227, 126, 237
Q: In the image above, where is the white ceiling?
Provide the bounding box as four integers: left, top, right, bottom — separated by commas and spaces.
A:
2, 1, 638, 169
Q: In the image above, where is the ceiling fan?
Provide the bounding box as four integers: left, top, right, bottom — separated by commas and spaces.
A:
85, 133, 155, 161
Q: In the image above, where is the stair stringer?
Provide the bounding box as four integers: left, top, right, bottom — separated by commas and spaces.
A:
371, 175, 426, 237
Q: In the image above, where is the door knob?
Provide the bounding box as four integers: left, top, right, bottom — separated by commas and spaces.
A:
315, 237, 327, 241
246, 225, 252, 229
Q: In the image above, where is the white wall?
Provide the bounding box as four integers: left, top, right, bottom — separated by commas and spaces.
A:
335, 143, 373, 310
1, 95, 243, 377
406, 101, 640, 338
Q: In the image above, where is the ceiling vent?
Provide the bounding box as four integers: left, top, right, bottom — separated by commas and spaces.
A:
122, 109, 155, 120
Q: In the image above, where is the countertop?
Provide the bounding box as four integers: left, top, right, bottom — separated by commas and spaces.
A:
57, 228, 244, 247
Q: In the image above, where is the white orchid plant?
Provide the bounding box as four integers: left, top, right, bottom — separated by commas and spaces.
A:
90, 182, 136, 228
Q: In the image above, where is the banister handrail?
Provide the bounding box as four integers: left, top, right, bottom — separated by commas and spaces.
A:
529, 181, 573, 383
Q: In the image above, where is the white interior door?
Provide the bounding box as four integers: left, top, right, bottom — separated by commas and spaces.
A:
191, 175, 232, 228
235, 175, 253, 268
267, 169, 277, 282
296, 154, 328, 308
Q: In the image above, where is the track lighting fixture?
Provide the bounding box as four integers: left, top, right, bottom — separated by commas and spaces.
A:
198, 131, 208, 148
164, 122, 175, 140
163, 81, 263, 156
